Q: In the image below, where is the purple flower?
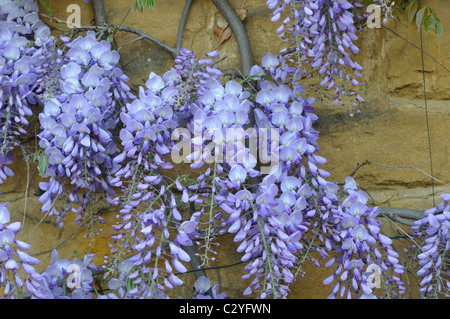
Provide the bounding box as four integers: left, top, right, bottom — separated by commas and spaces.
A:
193, 276, 227, 299
0, 204, 40, 298
261, 53, 280, 70
411, 194, 449, 298
36, 28, 133, 230
229, 165, 247, 186
268, 0, 365, 112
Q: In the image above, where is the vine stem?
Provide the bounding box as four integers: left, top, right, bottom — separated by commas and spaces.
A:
247, 196, 278, 299
92, 0, 108, 28
419, 27, 435, 206
40, 14, 176, 56
201, 158, 218, 267
256, 217, 278, 299
106, 181, 176, 277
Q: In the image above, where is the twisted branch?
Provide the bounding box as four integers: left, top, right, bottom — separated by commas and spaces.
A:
211, 0, 253, 77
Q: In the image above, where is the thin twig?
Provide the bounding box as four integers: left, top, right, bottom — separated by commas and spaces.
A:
381, 214, 421, 247
213, 55, 227, 65
349, 161, 366, 177
117, 36, 143, 52
118, 25, 175, 55
30, 224, 84, 256
381, 24, 450, 74
419, 27, 436, 206
33, 193, 59, 229
40, 13, 176, 55
367, 160, 449, 188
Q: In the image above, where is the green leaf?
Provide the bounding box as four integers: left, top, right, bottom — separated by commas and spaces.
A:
38, 152, 49, 176
405, 1, 418, 24
107, 34, 114, 42
33, 149, 42, 162
131, 0, 155, 13
415, 6, 426, 29
423, 13, 436, 34
435, 19, 443, 36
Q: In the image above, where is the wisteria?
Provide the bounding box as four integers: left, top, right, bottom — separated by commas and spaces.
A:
193, 275, 227, 299
36, 30, 134, 229
267, 0, 365, 114
411, 193, 450, 298
322, 176, 405, 298
0, 0, 53, 186
0, 204, 41, 298
0, 0, 447, 300
27, 249, 102, 299
103, 48, 228, 298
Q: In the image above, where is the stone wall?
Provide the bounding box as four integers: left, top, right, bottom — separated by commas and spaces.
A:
1, 0, 449, 299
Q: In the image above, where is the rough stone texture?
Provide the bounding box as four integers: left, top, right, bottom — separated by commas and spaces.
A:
1, 0, 449, 299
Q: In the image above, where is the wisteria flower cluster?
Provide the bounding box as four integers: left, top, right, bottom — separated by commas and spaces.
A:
218, 54, 322, 298
104, 48, 227, 298
0, 204, 41, 298
0, 0, 53, 186
321, 176, 405, 299
411, 193, 450, 298
56, 47, 407, 299
37, 30, 134, 228
267, 0, 364, 113
27, 249, 102, 299
0, 0, 447, 300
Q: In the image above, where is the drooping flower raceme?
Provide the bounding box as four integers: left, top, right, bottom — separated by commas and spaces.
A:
411, 193, 450, 298
267, 0, 365, 113
27, 249, 102, 299
0, 204, 42, 298
220, 52, 404, 299
223, 56, 320, 298
105, 48, 226, 298
0, 0, 53, 186
321, 176, 406, 299
37, 31, 134, 228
